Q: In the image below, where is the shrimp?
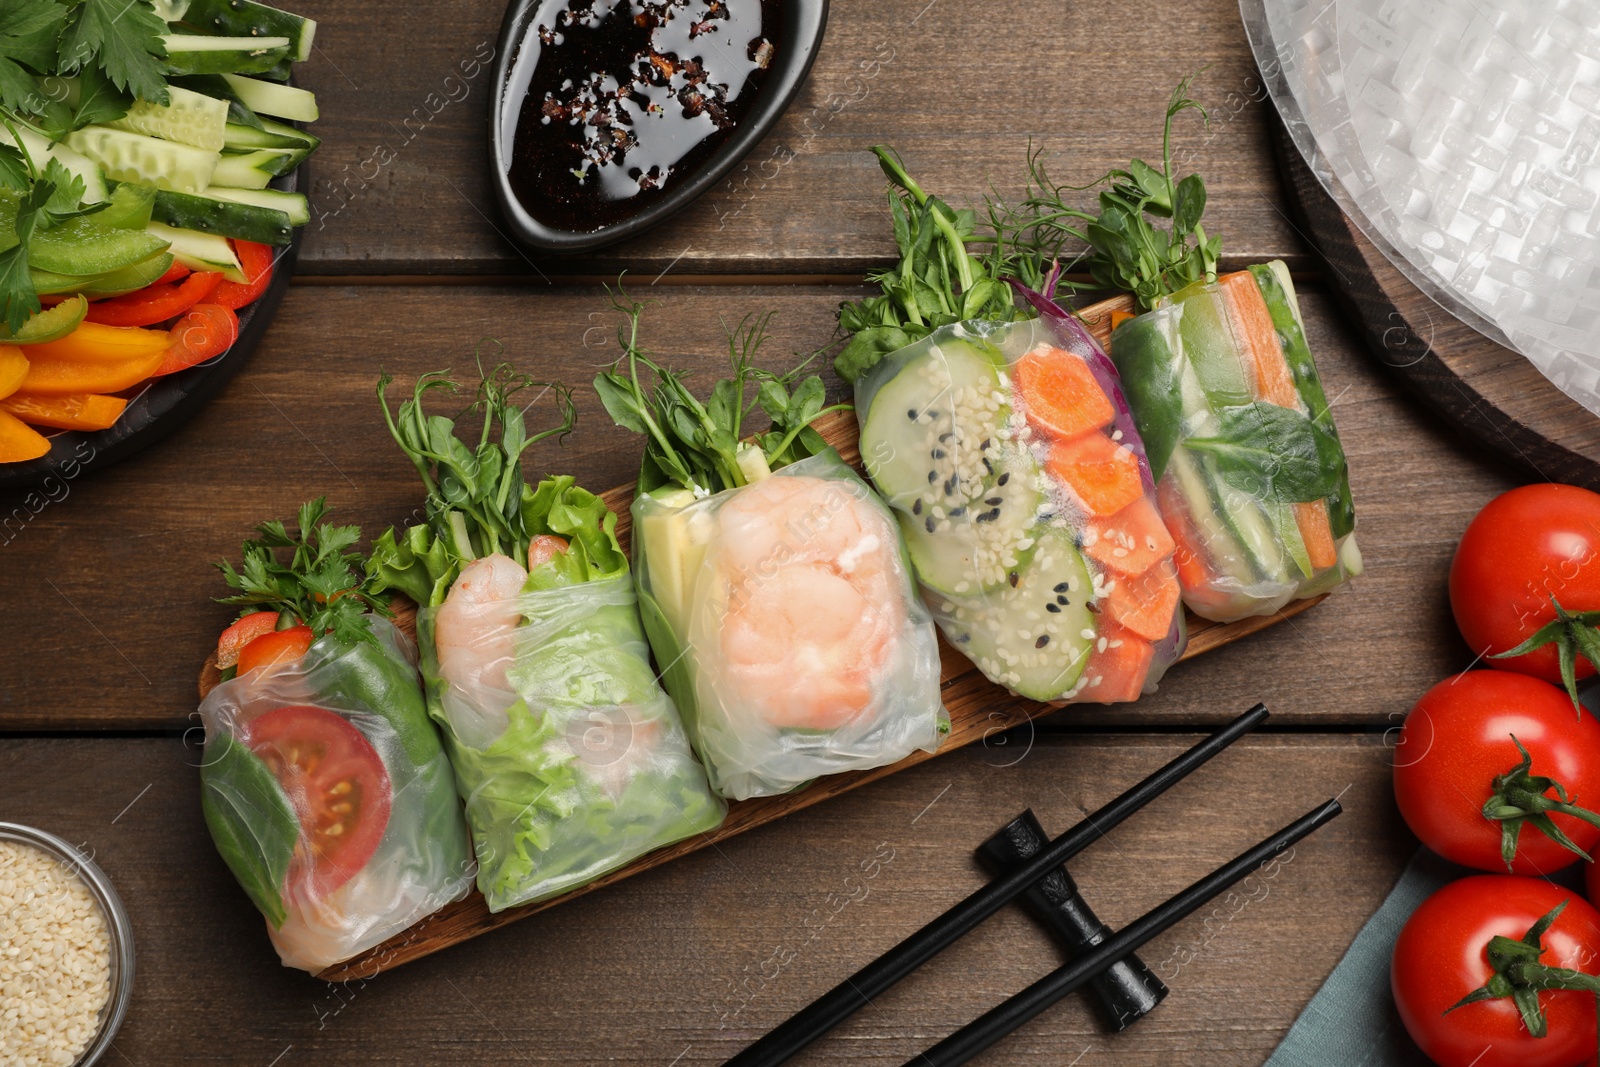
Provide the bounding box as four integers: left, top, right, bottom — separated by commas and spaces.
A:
564, 704, 665, 799
432, 553, 528, 744
711, 474, 906, 731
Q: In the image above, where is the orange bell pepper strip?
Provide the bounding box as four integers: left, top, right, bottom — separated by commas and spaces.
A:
17, 346, 165, 396
0, 347, 27, 400
22, 320, 170, 364
0, 410, 50, 462
0, 393, 128, 431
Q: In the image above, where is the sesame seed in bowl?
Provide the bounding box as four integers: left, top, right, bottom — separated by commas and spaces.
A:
0, 824, 134, 1067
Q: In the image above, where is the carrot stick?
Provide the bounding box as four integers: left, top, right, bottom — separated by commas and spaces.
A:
1295, 500, 1338, 570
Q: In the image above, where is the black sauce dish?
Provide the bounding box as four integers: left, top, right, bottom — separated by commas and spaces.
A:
488, 0, 828, 255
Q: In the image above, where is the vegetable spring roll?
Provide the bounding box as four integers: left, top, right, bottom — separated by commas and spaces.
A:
839, 151, 1186, 704
199, 501, 475, 972
597, 302, 946, 800
369, 366, 724, 912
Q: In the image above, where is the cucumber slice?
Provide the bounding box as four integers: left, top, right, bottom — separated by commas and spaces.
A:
1170, 282, 1253, 406
179, 0, 318, 62
940, 523, 1096, 701
223, 121, 305, 151
169, 73, 264, 129
107, 85, 228, 151
204, 186, 308, 226
65, 126, 219, 194
152, 188, 293, 245
258, 118, 319, 153
221, 74, 318, 122
0, 126, 108, 204
211, 148, 292, 189
161, 34, 290, 76
147, 222, 245, 281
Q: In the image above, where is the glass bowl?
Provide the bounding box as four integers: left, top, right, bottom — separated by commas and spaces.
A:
0, 822, 135, 1067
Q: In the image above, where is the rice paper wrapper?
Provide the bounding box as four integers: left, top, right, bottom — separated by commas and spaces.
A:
1103, 264, 1362, 622
632, 449, 948, 801
854, 314, 1187, 705
198, 616, 476, 972
417, 574, 725, 913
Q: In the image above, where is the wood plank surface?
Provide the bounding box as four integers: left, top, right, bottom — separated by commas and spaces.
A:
1273, 120, 1600, 489
0, 283, 1516, 732
0, 732, 1409, 1065
285, 0, 1312, 277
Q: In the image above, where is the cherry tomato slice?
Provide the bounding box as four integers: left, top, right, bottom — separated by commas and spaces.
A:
210, 241, 275, 310
153, 303, 239, 377
528, 534, 569, 571
237, 625, 313, 674
216, 612, 282, 670
243, 705, 393, 897
85, 271, 222, 328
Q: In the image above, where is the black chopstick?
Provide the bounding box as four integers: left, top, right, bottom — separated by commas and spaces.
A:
904, 798, 1344, 1067
722, 703, 1271, 1067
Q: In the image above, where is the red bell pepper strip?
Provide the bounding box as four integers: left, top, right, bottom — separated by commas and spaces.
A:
85, 271, 223, 328
153, 304, 240, 376
210, 241, 275, 310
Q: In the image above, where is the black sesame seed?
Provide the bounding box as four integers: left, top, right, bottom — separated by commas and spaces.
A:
982, 457, 994, 474
957, 634, 970, 643
975, 509, 998, 523
925, 516, 937, 534
997, 472, 1010, 486
912, 499, 923, 515
1046, 603, 1061, 613
932, 448, 946, 460
1035, 635, 1050, 648
1053, 582, 1069, 593
928, 470, 938, 484
939, 431, 953, 442
1008, 571, 1020, 588
948, 506, 966, 518
980, 438, 992, 450
986, 496, 1003, 506
944, 476, 958, 496
1086, 601, 1101, 614
1057, 595, 1069, 606
908, 409, 918, 420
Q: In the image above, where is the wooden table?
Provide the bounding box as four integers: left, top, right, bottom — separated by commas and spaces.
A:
0, 0, 1527, 1062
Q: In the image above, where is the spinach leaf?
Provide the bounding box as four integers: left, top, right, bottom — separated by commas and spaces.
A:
1186, 401, 1341, 503
200, 734, 297, 929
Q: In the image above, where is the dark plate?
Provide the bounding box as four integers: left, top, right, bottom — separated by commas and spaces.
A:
488, 0, 828, 254
0, 170, 302, 491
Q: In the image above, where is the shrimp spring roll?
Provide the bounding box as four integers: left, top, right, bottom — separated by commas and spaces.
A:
596, 302, 947, 800
838, 151, 1186, 704
368, 365, 725, 912
1005, 77, 1361, 620
199, 501, 475, 972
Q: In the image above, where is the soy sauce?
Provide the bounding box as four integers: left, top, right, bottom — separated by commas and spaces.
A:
502, 0, 781, 233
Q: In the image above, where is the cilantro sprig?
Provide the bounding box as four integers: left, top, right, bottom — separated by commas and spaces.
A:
216, 499, 390, 648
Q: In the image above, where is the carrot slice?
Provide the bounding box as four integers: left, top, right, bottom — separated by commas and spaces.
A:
1295, 499, 1338, 570
1109, 310, 1136, 331
1218, 271, 1298, 408
1, 393, 128, 431
0, 347, 26, 401
24, 321, 170, 365
1015, 345, 1115, 443
1081, 621, 1154, 703
1047, 432, 1143, 517
0, 410, 50, 462
17, 348, 165, 396
1101, 562, 1182, 642
1085, 497, 1176, 577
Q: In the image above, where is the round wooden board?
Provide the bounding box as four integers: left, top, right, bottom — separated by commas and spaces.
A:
1269, 118, 1600, 488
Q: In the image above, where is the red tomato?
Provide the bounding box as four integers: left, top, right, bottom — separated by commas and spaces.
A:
528, 534, 568, 571
153, 303, 239, 376
243, 705, 393, 896
84, 270, 222, 328
1393, 875, 1600, 1067
1395, 672, 1600, 874
210, 240, 275, 310
1451, 485, 1600, 693
216, 612, 282, 670
236, 625, 313, 674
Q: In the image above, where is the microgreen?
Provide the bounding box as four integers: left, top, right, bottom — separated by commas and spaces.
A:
596, 291, 850, 495
215, 498, 390, 647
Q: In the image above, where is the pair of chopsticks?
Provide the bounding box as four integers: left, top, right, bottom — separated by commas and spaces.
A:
723, 704, 1342, 1067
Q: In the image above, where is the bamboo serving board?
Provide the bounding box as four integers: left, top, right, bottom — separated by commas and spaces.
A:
198, 294, 1326, 981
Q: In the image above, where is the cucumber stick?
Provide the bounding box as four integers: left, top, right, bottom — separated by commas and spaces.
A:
179, 0, 318, 62
223, 122, 306, 152
147, 222, 246, 282
65, 126, 219, 194
211, 149, 294, 189
221, 74, 318, 122
161, 34, 290, 77
204, 186, 309, 226
0, 126, 108, 204
107, 85, 229, 152
151, 188, 294, 246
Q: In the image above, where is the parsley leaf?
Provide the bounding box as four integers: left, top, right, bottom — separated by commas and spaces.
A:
0, 2, 69, 75
0, 179, 52, 331
57, 0, 167, 105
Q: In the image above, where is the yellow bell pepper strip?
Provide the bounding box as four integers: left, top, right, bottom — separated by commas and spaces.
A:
17, 346, 165, 396
0, 393, 129, 431
0, 347, 27, 400
22, 321, 171, 364
0, 410, 50, 462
